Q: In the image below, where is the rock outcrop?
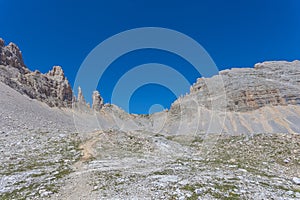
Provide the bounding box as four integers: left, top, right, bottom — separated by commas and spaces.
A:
77, 87, 86, 104
0, 37, 299, 117
0, 38, 106, 109
72, 87, 91, 112
0, 39, 74, 107
71, 88, 105, 112
0, 39, 26, 70
158, 60, 300, 135
188, 60, 300, 112
92, 91, 104, 111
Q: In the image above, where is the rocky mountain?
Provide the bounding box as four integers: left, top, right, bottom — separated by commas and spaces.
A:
0, 38, 300, 199
0, 38, 73, 107
189, 60, 300, 112
158, 60, 300, 135
0, 38, 104, 109
1, 38, 299, 116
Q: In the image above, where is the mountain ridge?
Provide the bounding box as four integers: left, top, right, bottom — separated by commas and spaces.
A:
1, 37, 299, 116
1, 37, 300, 199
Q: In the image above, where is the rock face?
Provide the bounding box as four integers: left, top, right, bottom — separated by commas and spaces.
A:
72, 87, 92, 112
92, 91, 104, 111
77, 87, 86, 104
155, 61, 300, 135
0, 38, 106, 109
0, 39, 74, 107
0, 39, 25, 70
188, 60, 300, 112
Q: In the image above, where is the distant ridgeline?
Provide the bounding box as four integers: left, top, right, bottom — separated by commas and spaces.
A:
0, 38, 299, 113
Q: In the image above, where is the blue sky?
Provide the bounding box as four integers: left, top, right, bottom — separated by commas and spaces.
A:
1, 0, 299, 114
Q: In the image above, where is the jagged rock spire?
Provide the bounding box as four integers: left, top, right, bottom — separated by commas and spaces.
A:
92, 90, 104, 111
44, 65, 73, 106
0, 39, 25, 69
77, 87, 86, 104
46, 66, 66, 81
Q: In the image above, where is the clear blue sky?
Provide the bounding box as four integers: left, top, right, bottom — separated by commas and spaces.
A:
1, 0, 299, 114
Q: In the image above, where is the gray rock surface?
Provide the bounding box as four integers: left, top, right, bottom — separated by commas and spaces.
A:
0, 39, 73, 107
92, 91, 104, 111
292, 177, 300, 185
156, 60, 300, 135
190, 60, 300, 112
77, 86, 86, 104
0, 40, 25, 69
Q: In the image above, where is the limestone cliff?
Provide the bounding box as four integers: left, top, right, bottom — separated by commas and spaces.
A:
0, 39, 74, 107
188, 60, 300, 112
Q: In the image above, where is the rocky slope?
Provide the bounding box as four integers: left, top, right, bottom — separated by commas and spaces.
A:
0, 38, 300, 199
1, 82, 300, 199
156, 60, 300, 135
1, 38, 300, 137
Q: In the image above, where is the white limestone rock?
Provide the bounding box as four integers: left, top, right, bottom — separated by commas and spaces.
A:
92, 90, 104, 111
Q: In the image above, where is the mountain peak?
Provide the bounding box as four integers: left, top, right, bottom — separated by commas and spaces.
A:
47, 66, 66, 81
0, 39, 25, 69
